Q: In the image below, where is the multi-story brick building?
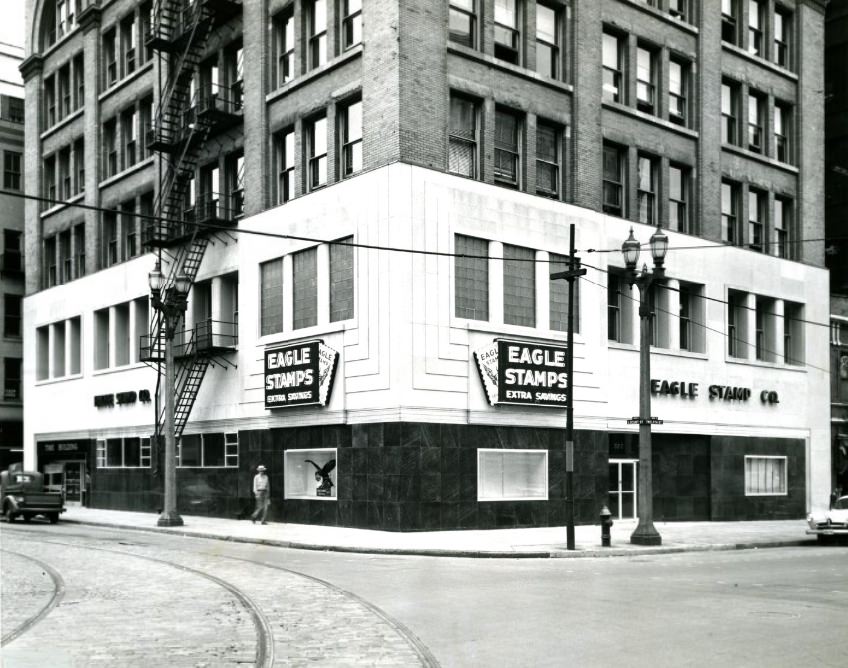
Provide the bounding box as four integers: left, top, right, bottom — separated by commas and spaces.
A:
0, 40, 25, 470
20, 0, 829, 528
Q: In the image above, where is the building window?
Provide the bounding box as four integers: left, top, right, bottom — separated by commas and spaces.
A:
454, 234, 489, 320
774, 103, 789, 163
121, 199, 138, 259
668, 164, 688, 233
275, 128, 295, 204
178, 433, 238, 468
44, 236, 57, 287
608, 273, 631, 343
330, 237, 355, 322
668, 59, 687, 126
550, 253, 580, 333
602, 31, 622, 103
293, 246, 318, 330
342, 99, 363, 177
494, 0, 521, 65
503, 244, 535, 327
637, 154, 657, 226
342, 0, 362, 50
103, 211, 119, 267
73, 138, 85, 194
748, 0, 763, 57
3, 230, 22, 273
74, 223, 85, 278
535, 121, 560, 199
536, 3, 560, 80
59, 229, 72, 283
494, 108, 521, 188
36, 326, 49, 381
774, 197, 789, 259
668, 0, 688, 22
104, 28, 117, 88
755, 296, 775, 361
274, 7, 295, 87
73, 53, 84, 110
58, 63, 71, 119
678, 282, 705, 353
3, 151, 21, 191
307, 0, 327, 70
748, 189, 765, 252
636, 46, 656, 115
45, 73, 57, 126
122, 108, 137, 170
721, 0, 739, 45
44, 155, 57, 203
121, 13, 137, 77
104, 119, 117, 178
260, 258, 283, 336
744, 456, 786, 495
774, 8, 789, 68
448, 94, 478, 178
98, 437, 152, 468
478, 449, 548, 501
449, 0, 477, 49
308, 115, 328, 190
727, 289, 746, 358
4, 358, 21, 401
748, 92, 763, 153
602, 144, 624, 217
721, 180, 739, 245
721, 81, 739, 145
3, 294, 21, 337
285, 448, 337, 499
784, 301, 804, 365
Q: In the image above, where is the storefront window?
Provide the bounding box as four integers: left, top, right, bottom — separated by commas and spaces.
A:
96, 437, 151, 468
178, 433, 239, 468
477, 449, 548, 501
744, 455, 786, 495
285, 448, 337, 499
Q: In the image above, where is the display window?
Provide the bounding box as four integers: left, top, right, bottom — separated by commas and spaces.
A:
284, 448, 337, 500
477, 449, 548, 501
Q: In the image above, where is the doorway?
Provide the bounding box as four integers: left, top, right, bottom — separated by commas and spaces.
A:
609, 459, 637, 520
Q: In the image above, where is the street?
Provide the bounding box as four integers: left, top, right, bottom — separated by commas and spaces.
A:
1, 523, 846, 667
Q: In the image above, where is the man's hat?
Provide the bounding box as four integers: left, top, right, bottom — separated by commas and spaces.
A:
257, 465, 267, 471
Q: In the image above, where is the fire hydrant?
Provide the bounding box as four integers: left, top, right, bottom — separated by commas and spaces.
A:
600, 505, 613, 547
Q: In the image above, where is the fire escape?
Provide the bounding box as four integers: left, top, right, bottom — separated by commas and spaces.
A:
140, 0, 243, 441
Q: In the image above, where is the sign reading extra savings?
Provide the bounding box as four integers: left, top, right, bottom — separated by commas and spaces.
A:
264, 340, 339, 409
474, 339, 568, 407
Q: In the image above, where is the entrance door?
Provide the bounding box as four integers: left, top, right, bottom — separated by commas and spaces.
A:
64, 461, 83, 504
608, 459, 637, 520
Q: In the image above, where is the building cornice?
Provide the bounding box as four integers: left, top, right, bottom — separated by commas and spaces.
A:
78, 2, 103, 32
796, 0, 827, 14
19, 54, 44, 81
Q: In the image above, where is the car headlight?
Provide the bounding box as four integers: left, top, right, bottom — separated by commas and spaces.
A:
14, 496, 24, 503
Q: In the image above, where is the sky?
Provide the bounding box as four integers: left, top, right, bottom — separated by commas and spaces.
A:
0, 0, 26, 49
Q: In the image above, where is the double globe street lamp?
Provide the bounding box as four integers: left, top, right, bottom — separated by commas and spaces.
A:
621, 225, 668, 546
149, 262, 191, 527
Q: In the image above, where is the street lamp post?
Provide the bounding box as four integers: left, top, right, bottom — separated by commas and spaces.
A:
149, 261, 190, 527
621, 225, 668, 546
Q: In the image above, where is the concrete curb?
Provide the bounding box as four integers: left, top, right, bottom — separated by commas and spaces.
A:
59, 517, 817, 559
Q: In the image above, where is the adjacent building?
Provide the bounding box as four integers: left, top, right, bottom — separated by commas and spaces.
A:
21, 0, 829, 528
0, 41, 25, 470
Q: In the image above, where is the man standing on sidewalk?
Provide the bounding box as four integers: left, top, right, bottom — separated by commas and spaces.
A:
251, 465, 270, 524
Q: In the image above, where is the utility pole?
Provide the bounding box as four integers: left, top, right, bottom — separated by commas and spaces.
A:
551, 223, 586, 550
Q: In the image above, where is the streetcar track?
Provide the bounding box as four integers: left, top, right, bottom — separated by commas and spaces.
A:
6, 527, 439, 667
2, 535, 274, 667
0, 549, 66, 646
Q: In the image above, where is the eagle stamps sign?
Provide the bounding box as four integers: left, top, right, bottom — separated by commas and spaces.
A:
264, 340, 339, 409
474, 339, 568, 408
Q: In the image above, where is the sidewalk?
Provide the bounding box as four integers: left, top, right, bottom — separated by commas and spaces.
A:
54, 506, 817, 558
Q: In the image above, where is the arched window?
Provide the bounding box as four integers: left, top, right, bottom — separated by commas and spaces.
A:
40, 0, 81, 51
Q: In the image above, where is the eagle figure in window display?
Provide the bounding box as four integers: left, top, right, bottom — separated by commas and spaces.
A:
305, 459, 336, 496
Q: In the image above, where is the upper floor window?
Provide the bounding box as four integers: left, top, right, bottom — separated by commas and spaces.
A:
293, 247, 318, 330
668, 0, 688, 23
774, 9, 789, 68
607, 272, 633, 344
494, 108, 521, 189
669, 59, 687, 126
774, 103, 790, 164
342, 0, 362, 50
3, 294, 21, 338
3, 151, 22, 191
748, 0, 764, 56
748, 92, 763, 154
73, 53, 84, 110
636, 46, 656, 115
121, 13, 137, 77
503, 243, 535, 327
42, 0, 80, 49
330, 237, 355, 322
4, 358, 21, 402
602, 32, 623, 103
449, 0, 477, 49
550, 253, 580, 333
536, 3, 560, 80
784, 301, 804, 365
274, 8, 295, 87
308, 115, 328, 190
454, 234, 489, 321
341, 100, 363, 178
727, 289, 746, 358
679, 282, 705, 353
774, 197, 790, 259
260, 258, 284, 336
0, 95, 24, 124
536, 120, 560, 199
275, 128, 296, 204
448, 94, 478, 178
668, 164, 689, 234
636, 154, 657, 226
308, 0, 328, 71
2, 230, 22, 274
721, 0, 739, 46
748, 189, 765, 252
104, 28, 118, 88
602, 143, 625, 217
721, 180, 740, 245
494, 0, 521, 65
721, 81, 739, 145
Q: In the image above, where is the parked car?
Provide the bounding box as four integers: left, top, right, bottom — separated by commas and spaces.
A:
1, 467, 65, 524
806, 495, 848, 543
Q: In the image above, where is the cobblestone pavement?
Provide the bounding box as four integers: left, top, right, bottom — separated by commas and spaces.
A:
1, 526, 433, 667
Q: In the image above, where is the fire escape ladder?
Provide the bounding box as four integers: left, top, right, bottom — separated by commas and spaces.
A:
156, 332, 212, 441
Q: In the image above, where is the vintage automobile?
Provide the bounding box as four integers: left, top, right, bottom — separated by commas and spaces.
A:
1, 466, 65, 524
806, 495, 848, 543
